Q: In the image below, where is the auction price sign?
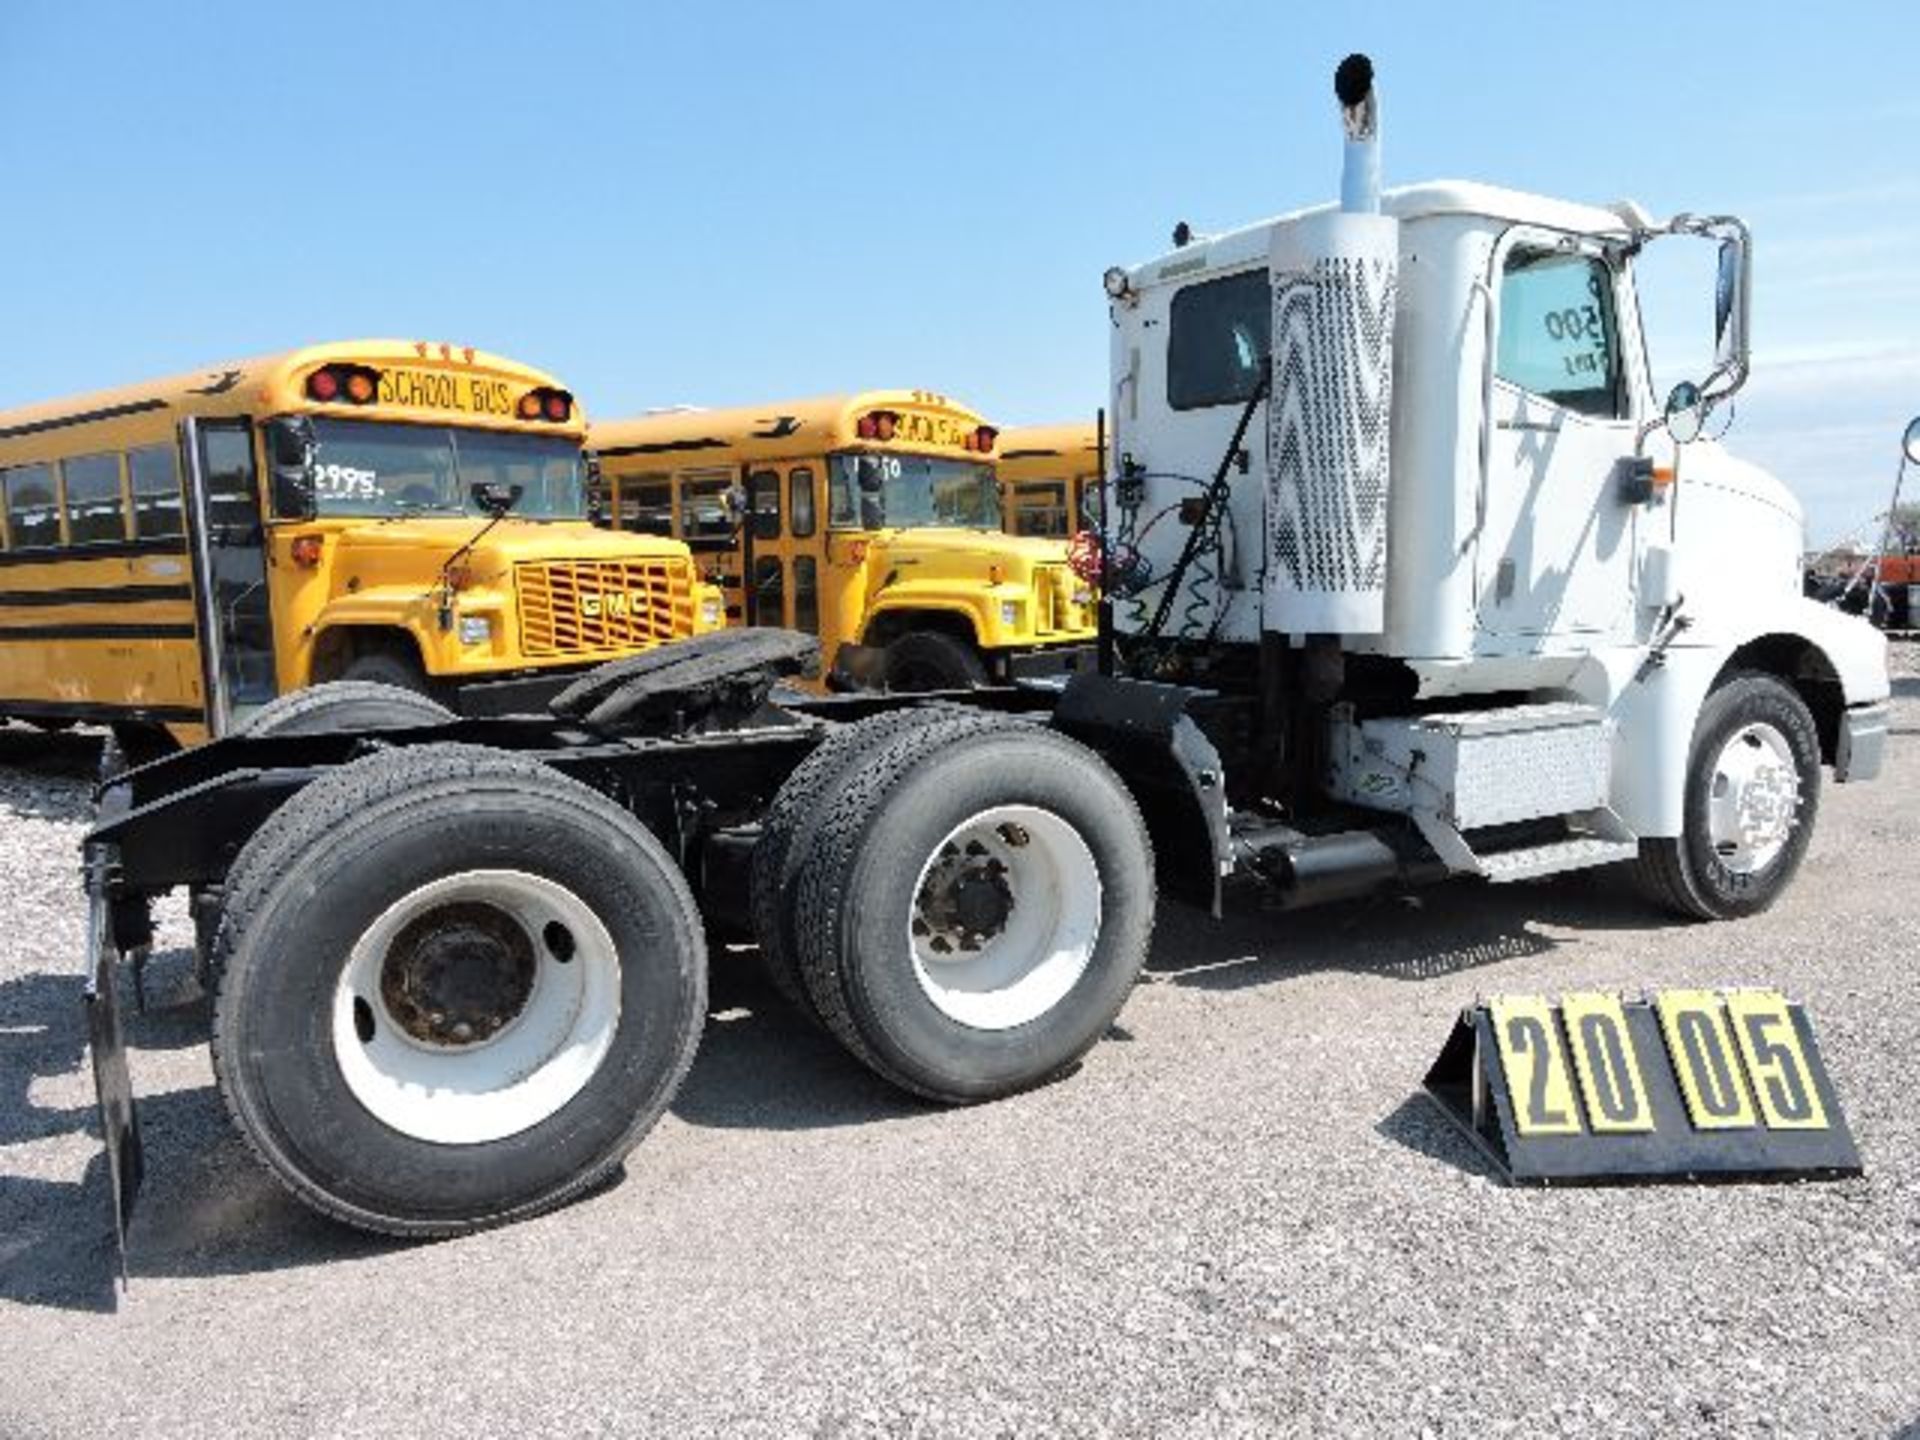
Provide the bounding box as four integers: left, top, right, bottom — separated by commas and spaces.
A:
1421, 989, 1859, 1184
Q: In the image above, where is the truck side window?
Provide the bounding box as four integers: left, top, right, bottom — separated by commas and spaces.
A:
1496, 249, 1623, 419
1168, 270, 1271, 411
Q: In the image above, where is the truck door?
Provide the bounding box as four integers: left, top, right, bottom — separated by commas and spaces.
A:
183, 417, 276, 733
1476, 233, 1640, 646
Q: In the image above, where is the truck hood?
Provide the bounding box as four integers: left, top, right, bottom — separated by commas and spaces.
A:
1688, 445, 1804, 532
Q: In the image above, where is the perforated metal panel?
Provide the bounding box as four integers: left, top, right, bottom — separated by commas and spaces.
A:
1266, 211, 1398, 635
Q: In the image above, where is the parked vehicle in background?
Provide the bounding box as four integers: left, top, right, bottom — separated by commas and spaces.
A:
999, 422, 1102, 538
1808, 417, 1920, 630
0, 341, 720, 751
590, 392, 1096, 689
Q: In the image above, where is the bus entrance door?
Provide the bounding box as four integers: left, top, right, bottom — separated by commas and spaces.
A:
183, 418, 276, 734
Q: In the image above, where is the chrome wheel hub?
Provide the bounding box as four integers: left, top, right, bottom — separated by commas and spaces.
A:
1706, 722, 1801, 874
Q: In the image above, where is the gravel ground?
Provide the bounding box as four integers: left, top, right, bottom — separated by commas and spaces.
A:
2, 651, 1918, 1437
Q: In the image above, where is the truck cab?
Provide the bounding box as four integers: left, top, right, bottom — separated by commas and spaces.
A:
1102, 87, 1888, 913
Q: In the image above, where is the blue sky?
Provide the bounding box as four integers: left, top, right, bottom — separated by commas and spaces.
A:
1, 2, 1914, 543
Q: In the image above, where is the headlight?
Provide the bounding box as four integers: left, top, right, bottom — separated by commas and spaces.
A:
700, 594, 725, 628
1000, 600, 1021, 627
1072, 588, 1094, 608
458, 614, 492, 646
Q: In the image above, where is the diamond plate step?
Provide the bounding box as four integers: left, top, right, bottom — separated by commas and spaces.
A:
1479, 836, 1639, 884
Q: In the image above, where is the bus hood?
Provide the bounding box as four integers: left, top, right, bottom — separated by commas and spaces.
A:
866, 529, 1071, 568
327, 517, 684, 563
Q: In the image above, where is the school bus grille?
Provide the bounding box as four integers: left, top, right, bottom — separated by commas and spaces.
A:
514, 558, 693, 658
1033, 562, 1084, 636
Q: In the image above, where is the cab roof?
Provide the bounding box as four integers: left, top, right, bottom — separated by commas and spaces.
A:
1123, 180, 1644, 286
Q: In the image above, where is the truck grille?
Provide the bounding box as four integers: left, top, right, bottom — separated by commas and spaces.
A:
515, 558, 693, 658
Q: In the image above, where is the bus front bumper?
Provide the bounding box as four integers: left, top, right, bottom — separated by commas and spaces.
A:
1006, 643, 1099, 681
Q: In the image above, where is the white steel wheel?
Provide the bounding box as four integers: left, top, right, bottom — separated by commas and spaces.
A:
1705, 721, 1803, 875
330, 868, 622, 1144
907, 804, 1102, 1031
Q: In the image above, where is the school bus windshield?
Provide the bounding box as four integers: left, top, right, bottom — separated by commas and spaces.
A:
281, 417, 589, 520
827, 452, 1000, 531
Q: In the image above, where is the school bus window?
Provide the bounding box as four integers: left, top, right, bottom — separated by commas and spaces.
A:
282, 419, 589, 521
202, 428, 262, 541
747, 468, 781, 540
128, 444, 184, 539
4, 464, 61, 550
790, 467, 816, 538
620, 475, 673, 535
752, 553, 784, 625
679, 473, 734, 549
793, 554, 819, 634
828, 453, 1000, 531
61, 453, 127, 545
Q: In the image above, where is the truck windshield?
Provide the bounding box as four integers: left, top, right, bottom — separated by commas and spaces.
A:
827, 452, 1001, 531
278, 417, 588, 520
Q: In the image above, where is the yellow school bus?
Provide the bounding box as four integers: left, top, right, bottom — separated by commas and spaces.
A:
1000, 422, 1102, 538
0, 340, 720, 748
590, 391, 1097, 690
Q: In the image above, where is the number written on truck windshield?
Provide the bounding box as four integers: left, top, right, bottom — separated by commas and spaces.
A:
1496, 250, 1623, 419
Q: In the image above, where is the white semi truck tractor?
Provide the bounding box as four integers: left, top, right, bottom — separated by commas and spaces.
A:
1093, 52, 1888, 918
81, 54, 1889, 1245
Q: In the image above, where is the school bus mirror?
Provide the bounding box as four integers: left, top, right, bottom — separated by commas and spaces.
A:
470, 481, 523, 517
267, 416, 319, 520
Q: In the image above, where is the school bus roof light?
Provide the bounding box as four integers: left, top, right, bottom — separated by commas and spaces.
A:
306, 364, 381, 405
964, 425, 999, 453
519, 388, 573, 423
857, 409, 898, 443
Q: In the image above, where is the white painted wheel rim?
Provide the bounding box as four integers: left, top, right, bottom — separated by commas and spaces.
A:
907, 805, 1101, 1031
331, 869, 621, 1145
1706, 722, 1802, 874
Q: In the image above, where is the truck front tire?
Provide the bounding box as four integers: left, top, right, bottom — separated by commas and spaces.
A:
1636, 671, 1822, 921
210, 744, 707, 1236
793, 723, 1154, 1102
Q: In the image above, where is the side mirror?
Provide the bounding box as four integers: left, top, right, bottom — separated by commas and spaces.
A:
1904, 416, 1920, 465
1665, 382, 1706, 445
470, 481, 522, 516
268, 416, 318, 520
1713, 238, 1746, 370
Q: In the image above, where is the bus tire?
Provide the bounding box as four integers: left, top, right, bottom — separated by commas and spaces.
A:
1636, 671, 1822, 921
750, 706, 1024, 1019
240, 679, 453, 737
792, 723, 1154, 1103
341, 648, 433, 696
209, 743, 707, 1236
882, 630, 988, 691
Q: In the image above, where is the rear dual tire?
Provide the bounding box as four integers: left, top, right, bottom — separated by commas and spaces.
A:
758, 714, 1155, 1103
211, 744, 706, 1236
